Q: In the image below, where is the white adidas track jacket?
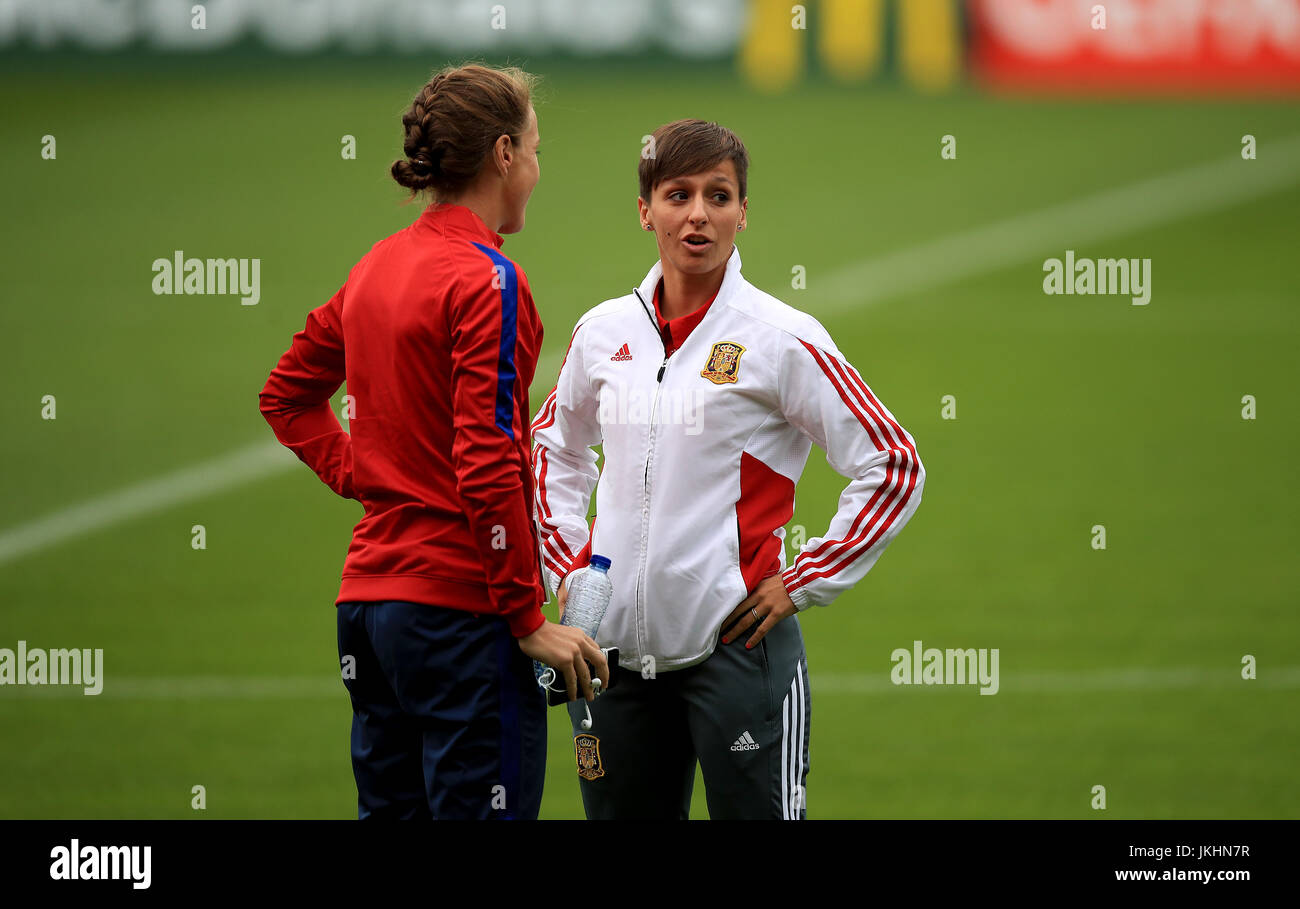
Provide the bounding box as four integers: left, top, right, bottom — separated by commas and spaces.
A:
531, 247, 924, 671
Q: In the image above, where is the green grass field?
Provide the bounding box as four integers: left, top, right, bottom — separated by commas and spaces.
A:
1, 58, 1297, 818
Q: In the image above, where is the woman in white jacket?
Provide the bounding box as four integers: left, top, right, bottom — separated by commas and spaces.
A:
531, 119, 924, 819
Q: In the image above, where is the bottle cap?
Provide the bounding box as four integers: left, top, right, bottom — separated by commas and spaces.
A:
589, 554, 612, 572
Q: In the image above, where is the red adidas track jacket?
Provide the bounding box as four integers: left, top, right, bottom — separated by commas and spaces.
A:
259, 203, 547, 638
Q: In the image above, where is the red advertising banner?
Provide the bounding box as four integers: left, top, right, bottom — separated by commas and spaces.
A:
970, 0, 1300, 93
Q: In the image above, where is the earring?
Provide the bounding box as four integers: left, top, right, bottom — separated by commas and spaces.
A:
644, 224, 653, 231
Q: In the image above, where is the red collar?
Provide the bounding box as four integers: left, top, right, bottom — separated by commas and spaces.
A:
652, 279, 719, 355
418, 202, 505, 249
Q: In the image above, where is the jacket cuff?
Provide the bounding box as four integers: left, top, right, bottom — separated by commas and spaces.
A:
544, 566, 563, 600
507, 604, 546, 639
549, 550, 590, 599
786, 580, 815, 611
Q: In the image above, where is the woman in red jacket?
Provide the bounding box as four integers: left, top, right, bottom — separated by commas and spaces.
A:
260, 64, 608, 820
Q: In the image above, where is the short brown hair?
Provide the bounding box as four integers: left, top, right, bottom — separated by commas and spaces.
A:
391, 63, 538, 199
638, 119, 749, 202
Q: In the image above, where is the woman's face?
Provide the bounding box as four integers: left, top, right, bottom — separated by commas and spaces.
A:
500, 106, 540, 234
638, 158, 747, 278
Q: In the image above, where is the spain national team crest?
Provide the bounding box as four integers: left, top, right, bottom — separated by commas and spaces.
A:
574, 733, 604, 781
701, 341, 745, 385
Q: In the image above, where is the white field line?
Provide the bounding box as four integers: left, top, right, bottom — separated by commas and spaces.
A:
818, 132, 1300, 306
0, 666, 1295, 700
2, 137, 1298, 566
0, 441, 298, 566
812, 665, 1300, 694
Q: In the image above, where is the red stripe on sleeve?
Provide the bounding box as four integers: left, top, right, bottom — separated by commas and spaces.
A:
534, 446, 577, 563
784, 341, 919, 591
788, 343, 897, 566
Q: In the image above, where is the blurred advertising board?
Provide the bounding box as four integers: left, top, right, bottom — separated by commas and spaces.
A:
970, 0, 1300, 93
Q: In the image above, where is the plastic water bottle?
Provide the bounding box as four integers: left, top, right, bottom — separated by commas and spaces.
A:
533, 555, 613, 692
561, 554, 613, 637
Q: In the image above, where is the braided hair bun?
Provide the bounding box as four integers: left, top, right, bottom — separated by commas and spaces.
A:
392, 64, 537, 199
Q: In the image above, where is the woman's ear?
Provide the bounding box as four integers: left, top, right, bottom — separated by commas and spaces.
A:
494, 134, 514, 177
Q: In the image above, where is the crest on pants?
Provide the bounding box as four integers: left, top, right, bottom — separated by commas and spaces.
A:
574, 733, 604, 780
701, 341, 745, 385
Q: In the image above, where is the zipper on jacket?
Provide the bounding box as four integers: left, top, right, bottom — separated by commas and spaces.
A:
634, 287, 670, 385
632, 286, 671, 660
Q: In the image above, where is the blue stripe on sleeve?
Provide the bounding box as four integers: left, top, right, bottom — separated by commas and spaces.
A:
471, 243, 519, 440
